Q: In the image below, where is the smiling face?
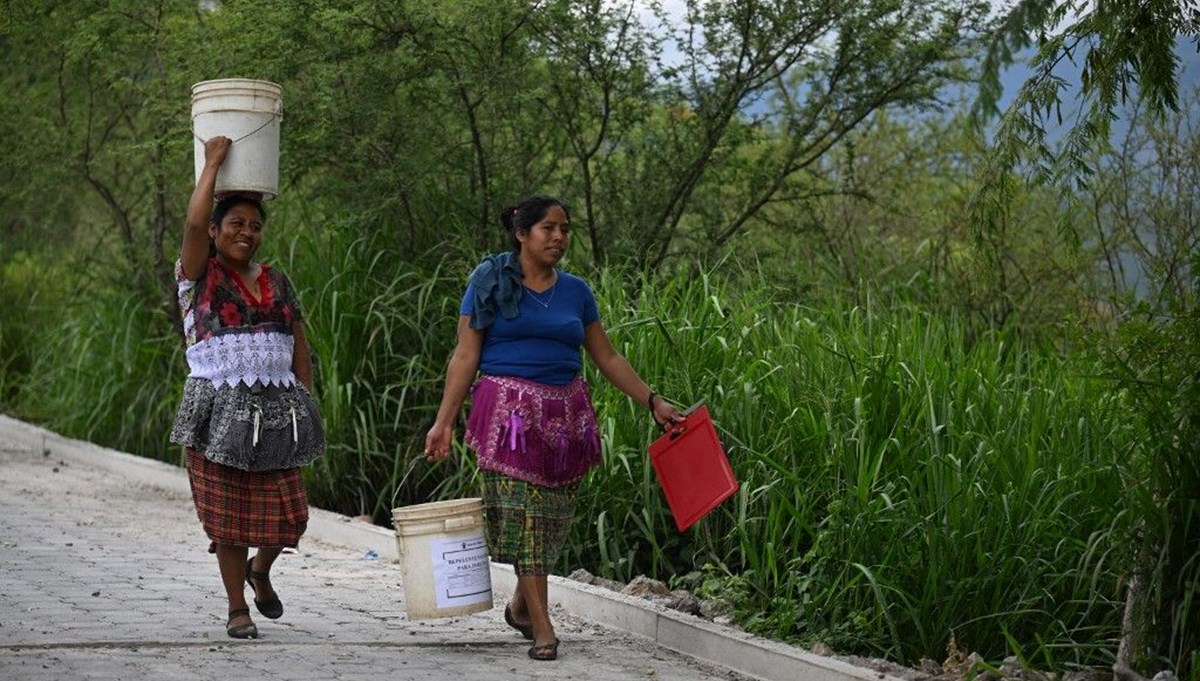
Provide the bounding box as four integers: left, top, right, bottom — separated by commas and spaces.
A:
516, 204, 570, 268
209, 201, 264, 267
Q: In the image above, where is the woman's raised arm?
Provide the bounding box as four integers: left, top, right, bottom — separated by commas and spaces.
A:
181, 136, 231, 280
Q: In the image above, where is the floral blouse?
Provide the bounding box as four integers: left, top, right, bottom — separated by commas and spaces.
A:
176, 257, 304, 389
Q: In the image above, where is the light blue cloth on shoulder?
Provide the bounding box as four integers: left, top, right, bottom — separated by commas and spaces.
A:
467, 252, 524, 330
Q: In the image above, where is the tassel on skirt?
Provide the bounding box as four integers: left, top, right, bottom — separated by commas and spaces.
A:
464, 375, 601, 488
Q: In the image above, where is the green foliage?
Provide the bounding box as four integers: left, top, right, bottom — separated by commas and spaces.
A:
1101, 260, 1200, 678
13, 282, 185, 461
1076, 88, 1200, 679
737, 110, 1095, 336
973, 0, 1197, 242
978, 0, 1193, 123
619, 0, 989, 269
270, 215, 472, 519
969, 42, 1197, 562
0, 252, 65, 410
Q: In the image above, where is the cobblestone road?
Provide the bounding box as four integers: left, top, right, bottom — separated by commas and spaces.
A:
0, 424, 748, 681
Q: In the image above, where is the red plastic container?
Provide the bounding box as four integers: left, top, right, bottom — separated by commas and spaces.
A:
648, 405, 739, 531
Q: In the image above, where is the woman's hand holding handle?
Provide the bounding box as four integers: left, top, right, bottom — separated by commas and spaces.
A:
647, 391, 684, 431
203, 135, 232, 169
424, 423, 453, 462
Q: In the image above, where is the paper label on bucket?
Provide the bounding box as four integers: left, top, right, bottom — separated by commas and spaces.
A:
430, 534, 492, 609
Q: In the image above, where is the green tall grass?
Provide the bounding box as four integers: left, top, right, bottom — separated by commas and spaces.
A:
12, 283, 185, 462
470, 265, 1130, 666
276, 224, 468, 520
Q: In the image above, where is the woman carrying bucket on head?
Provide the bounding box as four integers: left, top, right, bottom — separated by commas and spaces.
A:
424, 194, 683, 661
170, 134, 324, 639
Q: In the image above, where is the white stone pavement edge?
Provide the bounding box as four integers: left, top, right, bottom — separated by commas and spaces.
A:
1, 414, 903, 681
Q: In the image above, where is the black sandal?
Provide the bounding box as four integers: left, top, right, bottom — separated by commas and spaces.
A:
226, 608, 258, 639
504, 603, 534, 640
246, 557, 284, 620
527, 638, 560, 661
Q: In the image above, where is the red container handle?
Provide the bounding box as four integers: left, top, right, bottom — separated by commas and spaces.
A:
666, 398, 706, 439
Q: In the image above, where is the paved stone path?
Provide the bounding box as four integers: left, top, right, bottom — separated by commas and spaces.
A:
0, 427, 750, 681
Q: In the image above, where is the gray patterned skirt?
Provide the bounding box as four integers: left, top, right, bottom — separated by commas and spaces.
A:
170, 377, 325, 471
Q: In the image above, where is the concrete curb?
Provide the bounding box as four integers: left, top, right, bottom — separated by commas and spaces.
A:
1, 415, 905, 681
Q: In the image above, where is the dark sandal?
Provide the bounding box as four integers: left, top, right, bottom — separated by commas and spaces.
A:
226, 608, 258, 639
527, 638, 560, 661
504, 604, 534, 640
246, 557, 284, 620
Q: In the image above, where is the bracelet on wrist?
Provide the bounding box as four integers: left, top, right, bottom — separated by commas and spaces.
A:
647, 390, 658, 412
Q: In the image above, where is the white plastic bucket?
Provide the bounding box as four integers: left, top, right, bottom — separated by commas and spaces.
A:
392, 498, 494, 619
191, 79, 283, 201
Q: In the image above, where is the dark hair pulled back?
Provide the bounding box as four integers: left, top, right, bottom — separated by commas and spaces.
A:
212, 195, 267, 227
500, 195, 569, 253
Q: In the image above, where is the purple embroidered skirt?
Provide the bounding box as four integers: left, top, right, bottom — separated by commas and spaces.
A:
465, 375, 601, 487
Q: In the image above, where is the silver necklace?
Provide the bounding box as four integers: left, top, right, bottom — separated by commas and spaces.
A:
524, 279, 557, 308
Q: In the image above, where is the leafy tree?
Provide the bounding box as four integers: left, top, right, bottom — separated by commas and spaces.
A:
529, 0, 658, 266
978, 3, 1200, 677
733, 108, 1092, 340
1080, 94, 1200, 681
973, 0, 1199, 228
621, 0, 992, 270
0, 0, 204, 320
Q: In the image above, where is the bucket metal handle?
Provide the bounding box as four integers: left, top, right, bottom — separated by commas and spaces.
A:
191, 115, 278, 146
191, 95, 281, 146
389, 456, 424, 511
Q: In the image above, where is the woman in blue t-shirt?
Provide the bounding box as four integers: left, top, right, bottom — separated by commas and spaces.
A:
424, 194, 682, 661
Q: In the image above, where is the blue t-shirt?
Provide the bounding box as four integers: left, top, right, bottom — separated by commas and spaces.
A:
460, 271, 600, 385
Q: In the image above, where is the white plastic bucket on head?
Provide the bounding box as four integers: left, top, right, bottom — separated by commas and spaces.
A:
392, 498, 494, 619
191, 78, 283, 201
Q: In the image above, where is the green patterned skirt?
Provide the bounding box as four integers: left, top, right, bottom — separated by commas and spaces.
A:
481, 470, 578, 576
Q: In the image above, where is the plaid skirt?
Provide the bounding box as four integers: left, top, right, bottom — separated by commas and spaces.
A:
482, 470, 577, 576
186, 449, 309, 551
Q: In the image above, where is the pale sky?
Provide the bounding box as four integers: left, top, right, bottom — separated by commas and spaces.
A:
618, 0, 1022, 72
